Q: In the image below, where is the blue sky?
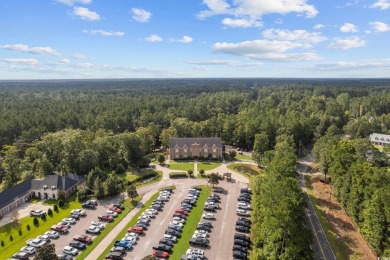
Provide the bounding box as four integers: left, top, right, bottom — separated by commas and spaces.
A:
0, 0, 389, 79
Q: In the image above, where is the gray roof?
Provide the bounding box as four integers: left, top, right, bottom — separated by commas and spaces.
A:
0, 179, 32, 210
169, 138, 223, 149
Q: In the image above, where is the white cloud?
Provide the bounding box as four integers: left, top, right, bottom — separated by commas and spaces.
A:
371, 0, 390, 10
82, 29, 125, 36
369, 21, 390, 32
315, 59, 390, 70
58, 58, 71, 65
212, 39, 320, 61
187, 60, 262, 67
170, 36, 193, 43
222, 18, 262, 28
73, 7, 101, 21
340, 23, 358, 32
145, 35, 163, 42
0, 58, 40, 66
0, 44, 61, 56
328, 36, 366, 50
72, 54, 87, 59
198, 0, 318, 19
131, 8, 152, 23
262, 29, 327, 43
56, 0, 91, 6
314, 24, 325, 30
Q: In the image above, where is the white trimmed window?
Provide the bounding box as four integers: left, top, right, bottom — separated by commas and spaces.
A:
213, 148, 216, 152
184, 149, 188, 153
175, 149, 179, 153
204, 149, 208, 153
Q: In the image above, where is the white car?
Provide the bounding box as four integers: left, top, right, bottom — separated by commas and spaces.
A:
106, 210, 118, 217
126, 232, 139, 240
142, 211, 155, 218
90, 221, 105, 230
26, 238, 46, 248
192, 233, 207, 239
194, 230, 208, 236
71, 209, 86, 216
30, 209, 45, 217
62, 218, 76, 224
163, 234, 177, 242
138, 215, 151, 221
170, 221, 184, 227
237, 202, 251, 210
20, 246, 36, 255
123, 235, 137, 244
236, 209, 250, 217
158, 195, 169, 201
202, 213, 215, 220
146, 208, 158, 214
63, 246, 78, 256
37, 234, 51, 242
58, 221, 71, 228
172, 217, 185, 223
44, 230, 60, 239
160, 191, 170, 196
186, 248, 205, 258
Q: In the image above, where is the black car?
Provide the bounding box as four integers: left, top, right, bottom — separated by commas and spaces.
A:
236, 220, 251, 228
162, 187, 173, 192
152, 243, 172, 253
57, 254, 73, 260
240, 188, 252, 194
191, 186, 201, 191
234, 233, 250, 242
165, 229, 181, 237
105, 252, 123, 260
209, 194, 221, 199
237, 197, 251, 203
233, 245, 247, 252
113, 204, 125, 210
159, 239, 174, 246
173, 213, 187, 219
181, 206, 191, 212
196, 225, 211, 232
204, 206, 216, 212
234, 239, 249, 248
69, 213, 80, 220
233, 250, 248, 259
82, 202, 96, 209
235, 225, 250, 233
110, 246, 126, 255
150, 204, 163, 211
198, 221, 213, 228
238, 218, 251, 224
189, 237, 210, 248
12, 252, 29, 260
137, 219, 150, 226
69, 241, 86, 250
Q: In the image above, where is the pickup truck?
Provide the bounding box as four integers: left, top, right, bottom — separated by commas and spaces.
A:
189, 237, 210, 248
51, 224, 69, 234
114, 239, 133, 250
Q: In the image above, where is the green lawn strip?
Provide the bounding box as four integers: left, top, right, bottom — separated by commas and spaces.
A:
135, 171, 163, 188
0, 197, 81, 259
235, 153, 253, 161
197, 162, 221, 171
97, 191, 161, 260
76, 197, 140, 260
304, 175, 347, 260
169, 185, 211, 259
169, 161, 194, 171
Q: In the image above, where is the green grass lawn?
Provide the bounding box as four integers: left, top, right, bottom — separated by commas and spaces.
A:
235, 153, 253, 161
305, 175, 347, 260
77, 197, 141, 260
197, 162, 221, 171
169, 161, 194, 171
97, 191, 161, 260
227, 163, 261, 179
169, 185, 211, 259
0, 196, 81, 259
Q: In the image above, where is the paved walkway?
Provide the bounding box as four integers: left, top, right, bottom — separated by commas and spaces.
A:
85, 190, 156, 260
194, 161, 198, 177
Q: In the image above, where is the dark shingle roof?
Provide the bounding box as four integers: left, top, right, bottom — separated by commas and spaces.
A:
0, 179, 32, 210
169, 138, 223, 149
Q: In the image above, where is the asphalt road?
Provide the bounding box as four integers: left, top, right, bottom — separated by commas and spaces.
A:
297, 159, 336, 260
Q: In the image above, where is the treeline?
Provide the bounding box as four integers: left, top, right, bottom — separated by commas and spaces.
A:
314, 136, 390, 256
251, 136, 313, 259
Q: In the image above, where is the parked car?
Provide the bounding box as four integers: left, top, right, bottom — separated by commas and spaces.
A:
202, 213, 215, 220
57, 254, 73, 260
73, 234, 92, 244
189, 237, 210, 248
233, 250, 248, 259
12, 252, 29, 259
212, 187, 223, 193
71, 209, 86, 216
134, 222, 148, 230
236, 220, 251, 228
168, 224, 182, 231
165, 228, 181, 237
82, 201, 96, 209
186, 248, 205, 258
62, 217, 77, 224
175, 209, 188, 215
69, 241, 86, 250
108, 206, 122, 213
125, 232, 139, 240
198, 221, 213, 228
98, 215, 114, 222
196, 225, 211, 232
152, 243, 172, 253
110, 246, 126, 256
114, 239, 133, 250
58, 221, 71, 229
20, 246, 36, 255
173, 212, 187, 219
234, 239, 249, 248
44, 230, 60, 239
235, 225, 250, 233
85, 226, 101, 235
26, 238, 46, 248
233, 244, 248, 252
236, 209, 250, 217
90, 221, 105, 230
87, 200, 98, 206
172, 216, 186, 223
238, 217, 251, 224
209, 193, 221, 199
128, 226, 143, 234
106, 210, 118, 217
36, 234, 51, 243
123, 235, 137, 244
159, 238, 174, 246
153, 250, 169, 259
63, 246, 78, 256
237, 197, 251, 203
113, 204, 125, 210
51, 224, 69, 234
234, 233, 250, 242
30, 209, 45, 217
162, 234, 177, 242
105, 251, 123, 260
203, 205, 216, 212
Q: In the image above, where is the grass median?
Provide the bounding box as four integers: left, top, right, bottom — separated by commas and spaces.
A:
97, 190, 162, 259
169, 185, 211, 259
76, 197, 140, 260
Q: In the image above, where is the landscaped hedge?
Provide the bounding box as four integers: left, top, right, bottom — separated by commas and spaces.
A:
169, 172, 188, 178
127, 171, 158, 185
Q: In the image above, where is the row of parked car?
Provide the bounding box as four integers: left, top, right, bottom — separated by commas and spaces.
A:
233, 187, 253, 260
104, 187, 173, 260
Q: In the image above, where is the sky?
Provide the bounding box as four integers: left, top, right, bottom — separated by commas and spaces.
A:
0, 0, 389, 79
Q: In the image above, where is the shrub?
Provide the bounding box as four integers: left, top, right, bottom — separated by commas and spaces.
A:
0, 240, 4, 247
41, 214, 46, 221
18, 229, 22, 236
199, 169, 205, 175
47, 208, 53, 216
115, 164, 126, 174
26, 224, 31, 231
58, 200, 64, 207
169, 172, 188, 178
33, 217, 39, 226
9, 235, 13, 242
127, 171, 158, 185
53, 204, 59, 212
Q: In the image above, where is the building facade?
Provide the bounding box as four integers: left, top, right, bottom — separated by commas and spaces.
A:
169, 137, 223, 160
370, 133, 390, 146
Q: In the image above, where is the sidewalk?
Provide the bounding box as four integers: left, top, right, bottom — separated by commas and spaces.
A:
85, 190, 156, 260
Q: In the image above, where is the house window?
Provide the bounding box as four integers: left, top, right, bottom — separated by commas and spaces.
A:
204, 149, 208, 153
184, 149, 188, 153
213, 149, 217, 152
213, 154, 217, 158
175, 149, 179, 153
52, 193, 56, 199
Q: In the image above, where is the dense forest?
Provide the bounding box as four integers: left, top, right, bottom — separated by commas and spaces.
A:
1, 78, 390, 257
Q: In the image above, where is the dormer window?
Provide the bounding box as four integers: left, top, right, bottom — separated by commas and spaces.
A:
51, 186, 56, 191
375, 137, 379, 140
43, 185, 47, 190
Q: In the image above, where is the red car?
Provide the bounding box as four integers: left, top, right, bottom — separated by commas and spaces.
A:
153, 250, 169, 258
73, 234, 92, 244
128, 226, 143, 234
51, 224, 68, 233
108, 205, 122, 213
175, 209, 188, 215
98, 215, 114, 222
